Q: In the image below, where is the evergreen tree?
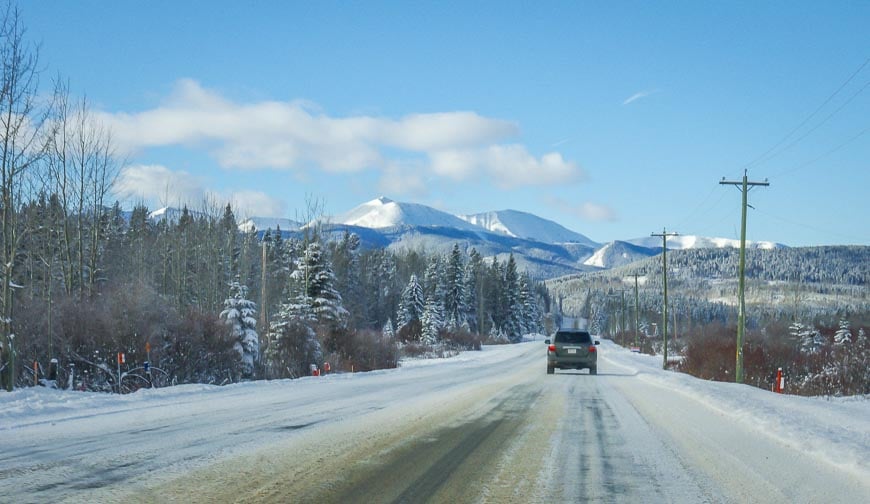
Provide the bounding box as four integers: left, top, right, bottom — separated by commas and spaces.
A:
421, 298, 442, 345
423, 256, 446, 339
503, 254, 523, 342
485, 257, 505, 337
833, 320, 852, 346
463, 248, 482, 334
399, 274, 425, 328
219, 203, 240, 283
266, 306, 322, 378
291, 241, 348, 327
790, 321, 823, 355
382, 318, 395, 340
220, 281, 259, 377
377, 251, 399, 328
444, 244, 466, 330
332, 231, 364, 327
519, 273, 541, 334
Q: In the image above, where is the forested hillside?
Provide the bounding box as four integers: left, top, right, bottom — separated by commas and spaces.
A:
5, 201, 549, 391
547, 246, 869, 395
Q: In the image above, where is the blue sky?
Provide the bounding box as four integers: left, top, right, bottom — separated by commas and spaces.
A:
23, 1, 869, 246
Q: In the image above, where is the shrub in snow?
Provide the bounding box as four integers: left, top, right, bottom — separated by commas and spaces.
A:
266, 319, 323, 379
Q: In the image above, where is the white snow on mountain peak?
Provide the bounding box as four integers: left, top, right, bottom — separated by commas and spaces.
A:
582, 240, 659, 269
238, 217, 301, 233
459, 209, 598, 246
217, 197, 790, 277
334, 197, 480, 230
584, 244, 611, 268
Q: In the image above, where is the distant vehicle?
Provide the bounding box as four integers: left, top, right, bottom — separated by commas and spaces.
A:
545, 329, 599, 375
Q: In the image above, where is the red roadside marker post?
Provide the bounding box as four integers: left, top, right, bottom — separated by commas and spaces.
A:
117, 352, 125, 394
774, 367, 784, 393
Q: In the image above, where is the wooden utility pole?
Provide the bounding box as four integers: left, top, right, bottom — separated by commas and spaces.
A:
260, 239, 268, 350
609, 289, 627, 336
651, 229, 678, 370
632, 273, 640, 348
720, 171, 769, 383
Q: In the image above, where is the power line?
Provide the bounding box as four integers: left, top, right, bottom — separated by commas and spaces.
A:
754, 207, 861, 244
744, 57, 870, 171
675, 187, 732, 234
759, 79, 870, 166
771, 124, 869, 178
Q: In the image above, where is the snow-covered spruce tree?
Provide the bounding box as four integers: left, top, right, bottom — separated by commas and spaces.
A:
295, 241, 348, 328
265, 241, 346, 378
220, 281, 259, 378
486, 257, 506, 336
332, 231, 364, 328
377, 252, 399, 327
503, 254, 523, 342
219, 203, 240, 283
382, 318, 395, 340
422, 256, 446, 343
444, 244, 466, 330
833, 320, 852, 346
462, 248, 483, 334
519, 273, 542, 335
421, 301, 439, 345
791, 322, 823, 355
832, 319, 857, 394
399, 274, 425, 329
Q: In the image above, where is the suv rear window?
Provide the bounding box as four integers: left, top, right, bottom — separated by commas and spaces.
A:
554, 331, 592, 344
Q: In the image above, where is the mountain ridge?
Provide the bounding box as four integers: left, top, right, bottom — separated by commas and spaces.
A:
146, 197, 790, 277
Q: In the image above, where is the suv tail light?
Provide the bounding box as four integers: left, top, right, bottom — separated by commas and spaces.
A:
588, 345, 596, 353
548, 344, 556, 352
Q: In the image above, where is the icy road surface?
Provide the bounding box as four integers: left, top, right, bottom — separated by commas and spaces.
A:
1, 340, 868, 503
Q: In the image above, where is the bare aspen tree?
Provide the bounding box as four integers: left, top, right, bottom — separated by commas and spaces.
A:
47, 78, 75, 296
0, 5, 50, 390
76, 96, 119, 297
48, 82, 119, 299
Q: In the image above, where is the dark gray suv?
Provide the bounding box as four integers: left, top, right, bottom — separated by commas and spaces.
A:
546, 330, 599, 375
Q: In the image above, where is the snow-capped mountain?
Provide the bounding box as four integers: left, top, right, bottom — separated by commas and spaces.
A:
147, 207, 189, 223
238, 217, 301, 234
583, 241, 658, 269
626, 235, 785, 250
333, 197, 481, 231
236, 198, 792, 277
459, 209, 599, 247
136, 199, 795, 278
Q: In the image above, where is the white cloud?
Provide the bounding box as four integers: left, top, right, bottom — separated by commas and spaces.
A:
379, 160, 430, 197
430, 145, 584, 188
116, 164, 206, 206
227, 190, 287, 219
100, 79, 582, 190
547, 196, 618, 222
117, 164, 286, 217
622, 89, 660, 106
576, 201, 618, 222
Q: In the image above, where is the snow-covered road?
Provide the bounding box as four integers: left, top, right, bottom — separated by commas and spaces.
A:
1, 341, 868, 503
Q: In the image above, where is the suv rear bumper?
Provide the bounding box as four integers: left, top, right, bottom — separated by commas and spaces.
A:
548, 358, 595, 369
